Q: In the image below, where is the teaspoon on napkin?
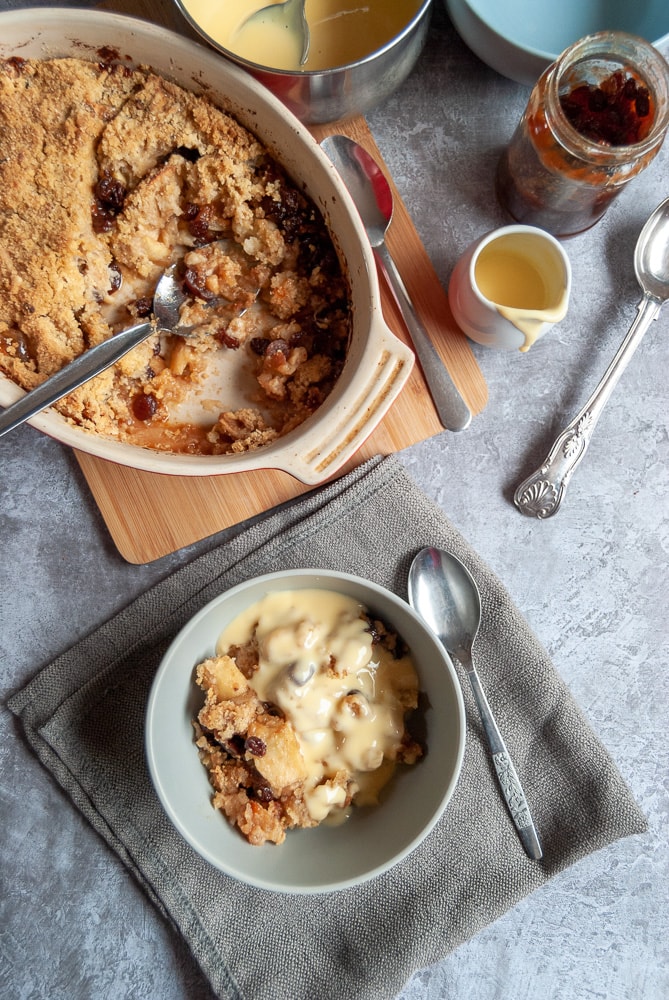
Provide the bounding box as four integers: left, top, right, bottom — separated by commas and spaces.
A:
408, 546, 543, 860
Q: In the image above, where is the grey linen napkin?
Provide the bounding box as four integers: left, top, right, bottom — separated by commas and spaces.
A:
7, 454, 646, 1000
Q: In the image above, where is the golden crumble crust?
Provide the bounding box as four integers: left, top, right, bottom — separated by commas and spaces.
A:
0, 56, 351, 452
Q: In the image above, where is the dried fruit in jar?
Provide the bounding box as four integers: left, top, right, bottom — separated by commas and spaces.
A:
560, 70, 653, 145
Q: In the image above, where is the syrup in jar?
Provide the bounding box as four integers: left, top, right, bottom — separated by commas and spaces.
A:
496, 32, 669, 238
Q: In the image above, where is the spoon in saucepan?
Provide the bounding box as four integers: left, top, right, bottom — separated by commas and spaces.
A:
0, 239, 259, 439
514, 196, 669, 518
321, 134, 472, 432
235, 0, 310, 67
408, 546, 543, 860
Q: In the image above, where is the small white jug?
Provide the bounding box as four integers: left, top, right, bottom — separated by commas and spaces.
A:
448, 225, 571, 352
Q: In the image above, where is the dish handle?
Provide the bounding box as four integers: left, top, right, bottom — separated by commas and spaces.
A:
279, 317, 414, 484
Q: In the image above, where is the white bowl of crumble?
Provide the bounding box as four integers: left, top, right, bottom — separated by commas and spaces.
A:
0, 9, 414, 484
146, 569, 466, 893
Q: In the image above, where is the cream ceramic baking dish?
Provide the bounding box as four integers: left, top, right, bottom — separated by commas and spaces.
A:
0, 8, 414, 484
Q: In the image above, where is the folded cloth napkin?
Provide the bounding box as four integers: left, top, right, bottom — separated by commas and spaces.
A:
8, 455, 645, 1000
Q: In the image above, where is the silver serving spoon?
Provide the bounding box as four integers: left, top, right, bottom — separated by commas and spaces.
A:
0, 239, 259, 439
235, 0, 310, 67
321, 135, 472, 432
408, 546, 543, 860
515, 196, 669, 518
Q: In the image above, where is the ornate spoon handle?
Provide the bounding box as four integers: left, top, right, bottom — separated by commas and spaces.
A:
466, 664, 543, 860
514, 293, 662, 518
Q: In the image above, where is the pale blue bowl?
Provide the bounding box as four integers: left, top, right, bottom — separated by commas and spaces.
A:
445, 0, 669, 86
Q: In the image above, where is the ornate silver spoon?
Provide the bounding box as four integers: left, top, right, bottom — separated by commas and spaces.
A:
515, 197, 669, 518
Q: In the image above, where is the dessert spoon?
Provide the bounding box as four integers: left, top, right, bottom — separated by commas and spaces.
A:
408, 546, 543, 860
235, 0, 310, 67
0, 240, 259, 439
321, 134, 472, 432
515, 196, 669, 517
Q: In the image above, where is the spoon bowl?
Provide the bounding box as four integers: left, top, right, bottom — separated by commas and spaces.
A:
408, 546, 481, 666
408, 546, 543, 859
634, 196, 669, 301
0, 239, 259, 439
321, 135, 472, 432
149, 239, 259, 337
515, 196, 669, 518
235, 0, 310, 67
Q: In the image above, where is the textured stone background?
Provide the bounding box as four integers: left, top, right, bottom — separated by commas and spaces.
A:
2, 3, 668, 999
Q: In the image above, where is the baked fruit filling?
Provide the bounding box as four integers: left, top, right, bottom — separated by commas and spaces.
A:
0, 56, 351, 453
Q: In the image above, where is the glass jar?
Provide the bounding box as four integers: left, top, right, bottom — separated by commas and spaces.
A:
496, 32, 669, 238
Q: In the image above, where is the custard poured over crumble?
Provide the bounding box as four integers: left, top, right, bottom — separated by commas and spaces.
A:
193, 590, 424, 846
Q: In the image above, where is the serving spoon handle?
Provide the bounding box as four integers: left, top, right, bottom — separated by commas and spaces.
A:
0, 321, 152, 438
514, 293, 662, 518
374, 244, 472, 432
462, 657, 543, 860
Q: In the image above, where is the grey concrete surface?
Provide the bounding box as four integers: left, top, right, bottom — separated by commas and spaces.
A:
1, 4, 668, 999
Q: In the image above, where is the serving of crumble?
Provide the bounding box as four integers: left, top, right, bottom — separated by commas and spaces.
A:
193, 589, 424, 846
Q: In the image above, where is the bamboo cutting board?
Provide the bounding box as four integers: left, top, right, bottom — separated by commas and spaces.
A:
78, 4, 488, 563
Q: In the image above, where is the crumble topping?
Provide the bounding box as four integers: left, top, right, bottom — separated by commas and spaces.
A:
0, 56, 351, 453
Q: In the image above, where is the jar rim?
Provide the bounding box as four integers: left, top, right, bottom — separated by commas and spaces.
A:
546, 31, 669, 163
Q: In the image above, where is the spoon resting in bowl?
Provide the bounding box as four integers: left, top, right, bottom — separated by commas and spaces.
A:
0, 239, 259, 439
514, 196, 669, 518
235, 0, 310, 68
